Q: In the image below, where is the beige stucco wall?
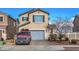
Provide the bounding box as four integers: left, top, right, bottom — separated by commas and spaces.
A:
19, 11, 48, 30
0, 13, 8, 26
0, 13, 8, 40
28, 11, 48, 30
19, 10, 49, 39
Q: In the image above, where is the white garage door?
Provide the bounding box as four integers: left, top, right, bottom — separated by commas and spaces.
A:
30, 30, 44, 40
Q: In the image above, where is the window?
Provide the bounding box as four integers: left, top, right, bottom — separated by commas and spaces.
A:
9, 21, 14, 26
33, 15, 44, 23
0, 17, 3, 22
22, 17, 28, 22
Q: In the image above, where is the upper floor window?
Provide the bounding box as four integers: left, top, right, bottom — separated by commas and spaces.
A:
9, 21, 14, 26
22, 17, 28, 22
0, 17, 3, 22
33, 15, 44, 23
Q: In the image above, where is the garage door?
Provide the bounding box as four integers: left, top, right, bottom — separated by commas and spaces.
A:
30, 30, 44, 40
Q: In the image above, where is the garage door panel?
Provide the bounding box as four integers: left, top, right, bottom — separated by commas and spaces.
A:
30, 30, 44, 40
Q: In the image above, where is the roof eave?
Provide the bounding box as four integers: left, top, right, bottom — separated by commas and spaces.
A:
19, 9, 49, 16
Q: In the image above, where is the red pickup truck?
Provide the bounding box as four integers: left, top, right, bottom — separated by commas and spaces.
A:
15, 29, 31, 45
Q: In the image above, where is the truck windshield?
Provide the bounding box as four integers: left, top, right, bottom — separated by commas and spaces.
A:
17, 38, 27, 40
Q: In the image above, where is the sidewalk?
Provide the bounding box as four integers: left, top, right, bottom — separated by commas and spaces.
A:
0, 45, 79, 51
50, 45, 79, 47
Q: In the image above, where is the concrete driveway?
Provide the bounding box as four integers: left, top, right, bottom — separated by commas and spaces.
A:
30, 40, 53, 45
30, 40, 69, 45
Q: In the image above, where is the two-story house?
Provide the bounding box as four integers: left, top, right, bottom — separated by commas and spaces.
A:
73, 15, 79, 32
0, 12, 17, 40
19, 9, 49, 40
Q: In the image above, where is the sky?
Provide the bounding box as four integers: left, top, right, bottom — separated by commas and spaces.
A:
0, 8, 79, 23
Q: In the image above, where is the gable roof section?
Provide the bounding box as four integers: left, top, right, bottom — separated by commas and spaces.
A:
19, 8, 49, 16
73, 15, 79, 24
0, 11, 16, 22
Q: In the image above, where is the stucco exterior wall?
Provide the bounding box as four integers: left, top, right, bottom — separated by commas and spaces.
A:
19, 11, 48, 30
0, 13, 8, 26
27, 11, 48, 30
19, 10, 49, 40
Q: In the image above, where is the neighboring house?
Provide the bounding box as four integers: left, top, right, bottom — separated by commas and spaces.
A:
73, 15, 79, 32
0, 12, 16, 40
19, 9, 49, 40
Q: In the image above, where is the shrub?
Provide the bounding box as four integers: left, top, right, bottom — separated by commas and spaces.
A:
3, 41, 6, 45
58, 34, 65, 41
0, 38, 6, 45
70, 40, 77, 44
0, 38, 4, 41
65, 37, 69, 41
52, 34, 57, 40
48, 33, 57, 41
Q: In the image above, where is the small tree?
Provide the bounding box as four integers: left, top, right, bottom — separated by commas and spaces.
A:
55, 17, 66, 40
47, 23, 57, 41
55, 17, 73, 41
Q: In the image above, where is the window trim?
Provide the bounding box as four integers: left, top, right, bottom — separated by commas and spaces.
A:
33, 15, 45, 23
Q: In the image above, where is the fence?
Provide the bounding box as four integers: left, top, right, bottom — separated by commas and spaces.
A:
66, 32, 79, 40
